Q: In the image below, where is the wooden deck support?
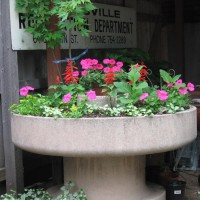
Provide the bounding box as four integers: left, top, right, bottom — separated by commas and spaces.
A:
0, 0, 24, 192
175, 0, 185, 79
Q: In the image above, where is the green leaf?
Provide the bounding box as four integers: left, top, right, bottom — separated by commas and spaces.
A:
114, 82, 132, 94
160, 69, 173, 83
119, 97, 133, 104
172, 74, 181, 83
128, 67, 141, 83
137, 81, 148, 90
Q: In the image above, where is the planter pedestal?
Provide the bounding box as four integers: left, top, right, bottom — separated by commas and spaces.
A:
11, 106, 197, 200
64, 156, 165, 200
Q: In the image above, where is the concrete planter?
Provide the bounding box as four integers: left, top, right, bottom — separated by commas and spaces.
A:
11, 106, 197, 200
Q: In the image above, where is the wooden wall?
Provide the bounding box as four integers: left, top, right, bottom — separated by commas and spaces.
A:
0, 0, 23, 192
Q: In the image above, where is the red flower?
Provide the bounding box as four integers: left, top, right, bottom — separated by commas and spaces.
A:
104, 68, 117, 84
136, 63, 148, 82
62, 60, 79, 84
55, 76, 61, 85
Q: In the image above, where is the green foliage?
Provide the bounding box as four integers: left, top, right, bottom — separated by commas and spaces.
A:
0, 181, 87, 200
15, 0, 96, 48
11, 65, 193, 118
55, 181, 87, 200
79, 70, 104, 91
114, 65, 149, 105
0, 188, 51, 200
9, 94, 47, 116
51, 0, 96, 37
160, 69, 181, 84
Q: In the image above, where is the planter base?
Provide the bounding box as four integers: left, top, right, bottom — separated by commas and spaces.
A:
64, 156, 165, 200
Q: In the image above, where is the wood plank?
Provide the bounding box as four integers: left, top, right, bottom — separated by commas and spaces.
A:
0, 0, 24, 192
175, 0, 185, 79
0, 168, 5, 182
47, 3, 63, 185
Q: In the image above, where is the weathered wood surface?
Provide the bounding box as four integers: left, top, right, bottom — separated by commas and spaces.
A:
0, 0, 24, 192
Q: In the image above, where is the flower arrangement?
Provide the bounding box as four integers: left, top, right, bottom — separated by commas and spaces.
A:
10, 61, 195, 118
78, 58, 127, 92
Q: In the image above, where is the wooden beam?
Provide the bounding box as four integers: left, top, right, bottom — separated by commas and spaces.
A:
47, 2, 63, 185
175, 0, 185, 79
0, 0, 24, 192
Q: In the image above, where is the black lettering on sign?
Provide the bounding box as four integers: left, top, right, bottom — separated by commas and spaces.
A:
88, 8, 121, 18
90, 35, 106, 43
19, 13, 26, 29
61, 34, 68, 44
19, 13, 35, 29
71, 35, 78, 43
94, 19, 133, 34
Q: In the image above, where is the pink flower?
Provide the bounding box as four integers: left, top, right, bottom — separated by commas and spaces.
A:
19, 86, 35, 96
81, 70, 88, 76
20, 87, 29, 96
179, 87, 188, 95
112, 66, 121, 72
103, 67, 110, 73
103, 59, 110, 64
140, 93, 149, 101
157, 90, 168, 101
175, 79, 182, 85
109, 59, 116, 65
116, 61, 123, 68
80, 58, 93, 69
73, 71, 79, 77
187, 82, 195, 91
91, 59, 98, 65
167, 82, 173, 88
63, 93, 72, 103
96, 64, 103, 70
86, 90, 96, 100
135, 64, 140, 68
26, 86, 34, 91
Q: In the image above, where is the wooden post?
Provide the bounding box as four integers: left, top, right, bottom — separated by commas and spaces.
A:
47, 2, 63, 185
175, 0, 185, 79
0, 0, 24, 192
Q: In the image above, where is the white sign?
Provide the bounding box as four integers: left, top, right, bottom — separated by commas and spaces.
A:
10, 0, 136, 50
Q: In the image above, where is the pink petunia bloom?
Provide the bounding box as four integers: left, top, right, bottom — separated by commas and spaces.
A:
80, 58, 93, 69
187, 82, 195, 91
86, 90, 96, 100
167, 82, 173, 88
20, 87, 29, 96
103, 59, 110, 64
103, 67, 110, 73
63, 93, 72, 103
157, 90, 168, 101
116, 61, 123, 68
81, 70, 88, 76
26, 86, 35, 91
135, 64, 140, 68
175, 79, 183, 85
109, 59, 116, 65
91, 59, 98, 65
96, 64, 103, 70
179, 87, 188, 95
112, 66, 121, 72
140, 93, 149, 101
73, 71, 79, 77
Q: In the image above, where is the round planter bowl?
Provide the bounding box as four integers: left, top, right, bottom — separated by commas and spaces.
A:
11, 106, 197, 200
11, 106, 197, 157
